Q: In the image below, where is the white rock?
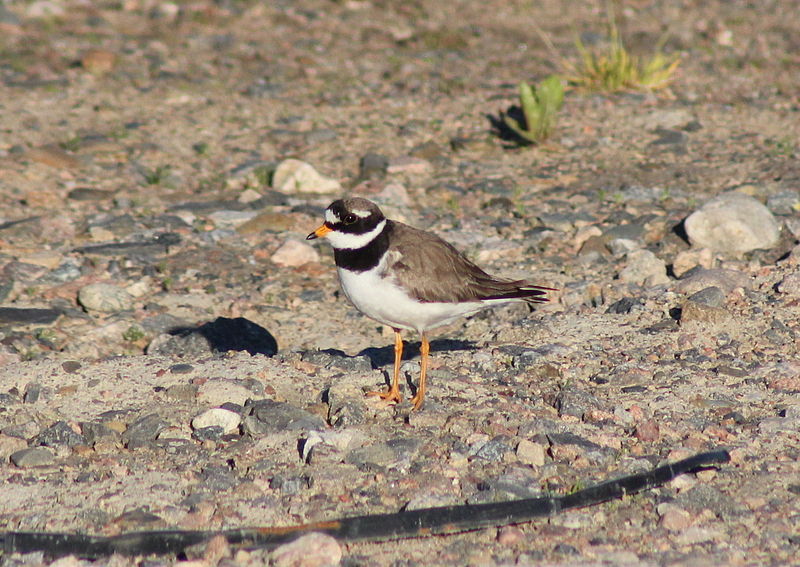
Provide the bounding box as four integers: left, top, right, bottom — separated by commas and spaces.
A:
272, 159, 341, 194
684, 191, 779, 256
271, 532, 342, 567
191, 408, 241, 434
78, 283, 134, 312
271, 240, 320, 267
618, 249, 669, 286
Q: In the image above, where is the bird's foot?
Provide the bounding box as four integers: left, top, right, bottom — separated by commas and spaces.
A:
366, 387, 402, 404
409, 392, 424, 410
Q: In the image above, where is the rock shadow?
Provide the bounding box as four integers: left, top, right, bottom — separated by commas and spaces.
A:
149, 316, 278, 357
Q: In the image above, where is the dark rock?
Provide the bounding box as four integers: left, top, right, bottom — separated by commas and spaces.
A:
198, 465, 238, 491
687, 286, 726, 308
650, 127, 688, 146
606, 297, 643, 314
192, 426, 224, 441
74, 233, 181, 257
474, 435, 515, 462
169, 363, 194, 374
0, 280, 13, 302
24, 382, 43, 403
34, 421, 86, 447
61, 360, 81, 373
0, 307, 61, 325
328, 399, 367, 428
270, 475, 310, 495
546, 432, 602, 451
602, 223, 645, 242
242, 400, 325, 436
122, 414, 169, 449
554, 387, 604, 419
67, 187, 114, 201
81, 422, 118, 445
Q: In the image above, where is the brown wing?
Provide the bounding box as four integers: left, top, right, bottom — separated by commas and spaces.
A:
382, 221, 551, 304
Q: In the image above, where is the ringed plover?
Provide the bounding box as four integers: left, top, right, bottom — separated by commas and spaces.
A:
307, 197, 553, 409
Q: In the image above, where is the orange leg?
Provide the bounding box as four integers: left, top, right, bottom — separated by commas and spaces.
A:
367, 328, 403, 404
410, 332, 429, 410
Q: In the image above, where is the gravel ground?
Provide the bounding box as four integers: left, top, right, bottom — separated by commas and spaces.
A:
1, 1, 799, 566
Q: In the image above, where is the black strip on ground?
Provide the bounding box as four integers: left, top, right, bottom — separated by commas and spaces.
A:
0, 449, 730, 559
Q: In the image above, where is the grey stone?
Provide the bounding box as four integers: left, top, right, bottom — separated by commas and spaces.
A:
676, 268, 752, 295
473, 435, 515, 462
122, 414, 169, 449
766, 190, 800, 215
688, 286, 726, 307
345, 438, 420, 470
10, 447, 55, 467
684, 191, 780, 255
555, 387, 604, 419
242, 400, 325, 436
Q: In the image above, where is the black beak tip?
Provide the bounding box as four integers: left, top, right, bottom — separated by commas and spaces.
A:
306, 232, 317, 240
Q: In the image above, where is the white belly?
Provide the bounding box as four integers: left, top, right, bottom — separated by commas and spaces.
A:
337, 266, 487, 333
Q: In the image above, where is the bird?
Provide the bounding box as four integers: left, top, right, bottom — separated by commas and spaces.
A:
307, 197, 554, 410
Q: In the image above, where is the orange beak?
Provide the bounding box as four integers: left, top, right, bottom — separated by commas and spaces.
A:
307, 223, 332, 240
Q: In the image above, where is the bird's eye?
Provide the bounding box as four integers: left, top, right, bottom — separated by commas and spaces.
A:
343, 214, 357, 225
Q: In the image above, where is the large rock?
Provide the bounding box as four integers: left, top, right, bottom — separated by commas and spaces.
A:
272, 159, 341, 194
684, 192, 779, 256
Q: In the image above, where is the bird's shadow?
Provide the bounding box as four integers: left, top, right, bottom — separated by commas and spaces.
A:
358, 338, 477, 368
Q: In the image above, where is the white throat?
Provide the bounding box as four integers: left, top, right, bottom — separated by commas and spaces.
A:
327, 219, 386, 250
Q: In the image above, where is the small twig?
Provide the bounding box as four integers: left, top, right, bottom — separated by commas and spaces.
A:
0, 450, 730, 559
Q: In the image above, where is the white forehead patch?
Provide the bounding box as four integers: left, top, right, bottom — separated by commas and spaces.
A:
325, 209, 340, 224
351, 209, 371, 218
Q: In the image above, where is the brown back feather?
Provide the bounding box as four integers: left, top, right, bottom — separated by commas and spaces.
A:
382, 221, 549, 304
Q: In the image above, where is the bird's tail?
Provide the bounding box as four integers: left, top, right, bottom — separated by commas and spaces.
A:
480, 282, 556, 304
